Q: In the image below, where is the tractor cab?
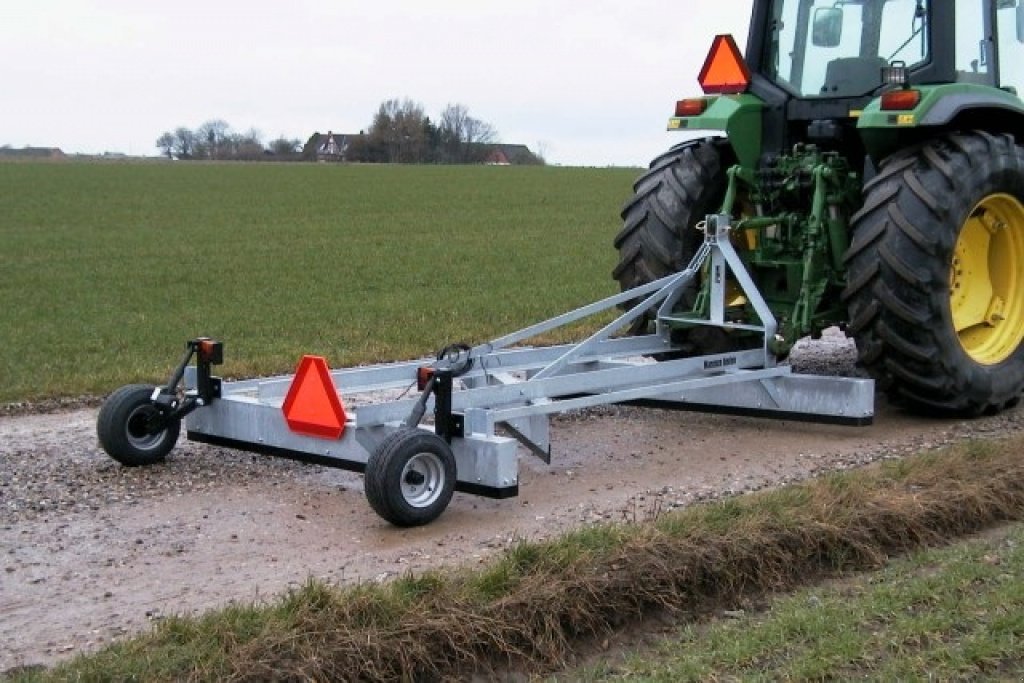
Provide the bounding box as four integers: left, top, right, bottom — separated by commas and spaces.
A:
759, 0, 1024, 93
737, 0, 1024, 161
768, 0, 930, 99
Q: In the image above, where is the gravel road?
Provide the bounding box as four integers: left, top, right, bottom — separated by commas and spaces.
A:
3, 330, 1024, 672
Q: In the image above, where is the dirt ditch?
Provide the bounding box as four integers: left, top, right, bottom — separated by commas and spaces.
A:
3, 331, 1024, 671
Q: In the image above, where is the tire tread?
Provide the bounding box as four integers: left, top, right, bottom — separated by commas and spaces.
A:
96, 384, 179, 466
844, 132, 1024, 414
613, 138, 732, 335
364, 428, 456, 527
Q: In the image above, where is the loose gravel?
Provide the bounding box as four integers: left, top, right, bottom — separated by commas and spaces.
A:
3, 329, 1024, 671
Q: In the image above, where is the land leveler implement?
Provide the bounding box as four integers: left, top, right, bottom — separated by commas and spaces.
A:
98, 0, 1024, 526
96, 222, 872, 527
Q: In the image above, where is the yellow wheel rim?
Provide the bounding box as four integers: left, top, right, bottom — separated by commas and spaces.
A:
950, 193, 1024, 365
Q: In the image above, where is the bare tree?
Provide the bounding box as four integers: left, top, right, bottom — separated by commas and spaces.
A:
533, 140, 549, 165
229, 128, 264, 160
438, 103, 497, 163
368, 98, 432, 163
155, 132, 175, 159
195, 119, 231, 159
171, 127, 196, 159
463, 116, 497, 162
268, 136, 301, 156
438, 103, 467, 162
156, 123, 307, 161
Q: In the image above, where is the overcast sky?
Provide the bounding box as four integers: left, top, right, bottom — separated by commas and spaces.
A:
0, 1, 753, 166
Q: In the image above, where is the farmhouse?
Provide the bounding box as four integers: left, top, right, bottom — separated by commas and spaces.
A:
0, 146, 66, 160
303, 131, 358, 162
484, 144, 541, 166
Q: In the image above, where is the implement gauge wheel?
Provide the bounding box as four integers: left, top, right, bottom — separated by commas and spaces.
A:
97, 384, 180, 466
844, 131, 1024, 415
364, 428, 456, 527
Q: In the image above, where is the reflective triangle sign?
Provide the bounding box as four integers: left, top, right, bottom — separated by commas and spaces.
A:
698, 34, 751, 95
282, 355, 347, 439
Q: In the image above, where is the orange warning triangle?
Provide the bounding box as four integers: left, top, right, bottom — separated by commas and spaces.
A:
698, 34, 751, 95
282, 355, 347, 439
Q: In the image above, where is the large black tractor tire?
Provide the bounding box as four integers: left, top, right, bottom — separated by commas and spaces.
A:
844, 131, 1024, 415
613, 137, 736, 351
97, 384, 180, 466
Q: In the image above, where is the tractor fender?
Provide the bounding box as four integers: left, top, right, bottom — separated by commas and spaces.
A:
858, 83, 1024, 160
918, 90, 1024, 128
667, 94, 764, 170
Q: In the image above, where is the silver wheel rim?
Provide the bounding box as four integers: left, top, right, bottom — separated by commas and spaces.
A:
125, 405, 165, 451
400, 452, 445, 508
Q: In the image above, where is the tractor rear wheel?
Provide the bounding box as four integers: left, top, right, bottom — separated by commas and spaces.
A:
613, 138, 736, 352
844, 131, 1024, 415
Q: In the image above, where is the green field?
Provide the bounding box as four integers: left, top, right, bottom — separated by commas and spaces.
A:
0, 162, 637, 404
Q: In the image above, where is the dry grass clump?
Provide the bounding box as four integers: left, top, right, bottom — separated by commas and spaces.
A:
33, 438, 1024, 683
221, 440, 1024, 682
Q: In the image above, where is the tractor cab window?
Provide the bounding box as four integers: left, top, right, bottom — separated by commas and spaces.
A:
996, 0, 1024, 92
769, 0, 930, 97
955, 2, 990, 83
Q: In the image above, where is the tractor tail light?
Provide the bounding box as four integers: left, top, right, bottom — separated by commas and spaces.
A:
880, 89, 921, 111
675, 98, 708, 117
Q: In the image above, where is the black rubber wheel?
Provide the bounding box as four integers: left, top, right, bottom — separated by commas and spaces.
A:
844, 131, 1024, 415
96, 384, 180, 466
613, 137, 740, 353
364, 428, 456, 527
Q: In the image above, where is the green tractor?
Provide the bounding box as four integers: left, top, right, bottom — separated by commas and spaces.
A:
615, 0, 1024, 415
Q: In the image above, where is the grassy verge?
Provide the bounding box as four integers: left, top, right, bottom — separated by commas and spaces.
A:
573, 523, 1024, 681
0, 162, 633, 404
8, 436, 1024, 682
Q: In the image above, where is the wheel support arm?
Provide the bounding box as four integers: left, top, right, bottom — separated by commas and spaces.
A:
149, 338, 224, 428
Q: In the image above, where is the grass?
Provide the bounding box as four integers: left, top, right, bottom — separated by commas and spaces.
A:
8, 436, 1024, 682
580, 525, 1024, 681
0, 161, 635, 404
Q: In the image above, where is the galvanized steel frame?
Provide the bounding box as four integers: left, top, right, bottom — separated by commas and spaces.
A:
184, 216, 873, 498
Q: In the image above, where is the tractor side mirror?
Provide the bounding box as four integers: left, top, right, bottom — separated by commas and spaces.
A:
812, 7, 843, 48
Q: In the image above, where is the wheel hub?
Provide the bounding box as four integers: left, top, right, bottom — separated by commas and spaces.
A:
125, 406, 166, 449
950, 193, 1024, 365
400, 452, 444, 508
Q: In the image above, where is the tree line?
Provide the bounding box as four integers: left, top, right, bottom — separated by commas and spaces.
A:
340, 99, 503, 164
156, 120, 300, 161
156, 100, 542, 165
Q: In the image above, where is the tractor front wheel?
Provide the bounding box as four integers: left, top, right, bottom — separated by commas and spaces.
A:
844, 131, 1024, 415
